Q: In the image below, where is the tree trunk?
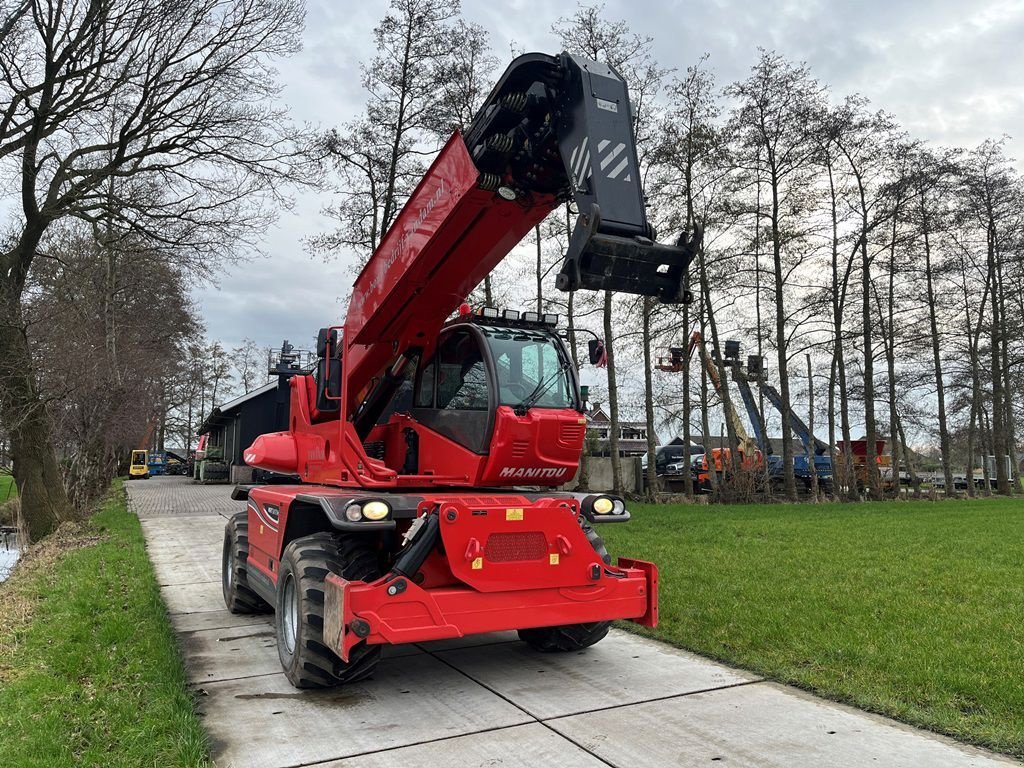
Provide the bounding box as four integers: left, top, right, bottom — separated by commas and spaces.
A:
698, 293, 718, 496
885, 208, 901, 497
860, 225, 881, 499
826, 160, 857, 500
769, 168, 797, 500
642, 297, 658, 499
699, 249, 741, 495
0, 295, 74, 540
828, 353, 837, 495
535, 224, 543, 314
969, 314, 986, 496
806, 353, 818, 498
988, 217, 1010, 495
966, 391, 977, 498
682, 280, 694, 499
894, 411, 920, 497
603, 291, 623, 494
920, 197, 954, 495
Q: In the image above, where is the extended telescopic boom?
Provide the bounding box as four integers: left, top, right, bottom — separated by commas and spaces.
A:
342, 52, 702, 413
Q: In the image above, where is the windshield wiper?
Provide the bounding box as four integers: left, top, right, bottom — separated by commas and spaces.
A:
513, 360, 571, 416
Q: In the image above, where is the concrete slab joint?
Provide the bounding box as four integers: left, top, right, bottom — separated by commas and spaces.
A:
126, 477, 1021, 768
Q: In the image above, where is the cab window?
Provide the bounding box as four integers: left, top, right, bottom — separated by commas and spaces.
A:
488, 330, 573, 410
435, 330, 489, 410
414, 359, 435, 407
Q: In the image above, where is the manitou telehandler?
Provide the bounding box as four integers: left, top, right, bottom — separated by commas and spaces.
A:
222, 51, 701, 688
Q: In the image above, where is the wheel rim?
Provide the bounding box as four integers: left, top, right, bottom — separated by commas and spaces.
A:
282, 573, 298, 655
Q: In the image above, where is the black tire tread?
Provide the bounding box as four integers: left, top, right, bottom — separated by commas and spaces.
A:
277, 532, 382, 688
223, 511, 272, 614
518, 620, 611, 651
517, 520, 612, 653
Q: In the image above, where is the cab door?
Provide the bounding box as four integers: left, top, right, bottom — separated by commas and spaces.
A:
411, 327, 495, 453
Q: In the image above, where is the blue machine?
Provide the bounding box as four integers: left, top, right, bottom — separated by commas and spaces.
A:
147, 450, 167, 476
727, 355, 833, 490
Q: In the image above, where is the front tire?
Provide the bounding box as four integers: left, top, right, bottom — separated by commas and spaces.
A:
276, 533, 382, 688
518, 523, 612, 653
222, 512, 271, 614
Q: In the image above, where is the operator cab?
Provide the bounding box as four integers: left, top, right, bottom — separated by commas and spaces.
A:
354, 309, 586, 484
411, 313, 580, 453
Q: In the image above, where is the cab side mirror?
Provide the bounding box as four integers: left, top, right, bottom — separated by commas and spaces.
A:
588, 339, 607, 366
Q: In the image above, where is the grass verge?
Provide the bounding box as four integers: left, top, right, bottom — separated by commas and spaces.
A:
602, 496, 1024, 759
0, 482, 210, 767
0, 473, 15, 500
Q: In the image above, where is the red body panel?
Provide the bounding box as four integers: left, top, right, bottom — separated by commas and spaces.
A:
324, 564, 655, 661
247, 371, 585, 490
480, 407, 586, 486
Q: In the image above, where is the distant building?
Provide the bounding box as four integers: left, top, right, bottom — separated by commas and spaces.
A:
198, 381, 289, 483
585, 405, 648, 457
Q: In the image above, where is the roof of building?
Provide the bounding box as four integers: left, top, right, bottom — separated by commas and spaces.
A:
585, 406, 645, 429
198, 381, 277, 435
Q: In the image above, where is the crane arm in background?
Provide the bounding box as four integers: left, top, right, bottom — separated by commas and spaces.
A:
756, 378, 830, 456
685, 332, 757, 455
729, 361, 771, 456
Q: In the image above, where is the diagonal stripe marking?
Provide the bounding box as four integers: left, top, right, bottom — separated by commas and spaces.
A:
578, 150, 590, 183
608, 156, 629, 179
600, 142, 625, 170
573, 137, 589, 179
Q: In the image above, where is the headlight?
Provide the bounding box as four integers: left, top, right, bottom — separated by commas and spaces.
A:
592, 496, 615, 515
345, 501, 390, 522
362, 501, 390, 521
612, 499, 626, 515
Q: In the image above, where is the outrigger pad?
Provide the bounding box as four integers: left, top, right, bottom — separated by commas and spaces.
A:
556, 204, 702, 304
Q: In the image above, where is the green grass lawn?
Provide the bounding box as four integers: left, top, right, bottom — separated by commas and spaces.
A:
0, 473, 15, 500
602, 497, 1024, 758
0, 483, 210, 767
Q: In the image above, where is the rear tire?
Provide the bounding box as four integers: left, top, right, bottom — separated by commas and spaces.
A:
222, 512, 271, 614
276, 533, 383, 688
518, 523, 612, 653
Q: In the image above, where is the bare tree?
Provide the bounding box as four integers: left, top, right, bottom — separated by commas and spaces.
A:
910, 149, 959, 495
26, 223, 197, 506
726, 51, 826, 500
0, 0, 309, 540
961, 139, 1020, 495
655, 56, 724, 498
232, 338, 267, 394
312, 0, 462, 260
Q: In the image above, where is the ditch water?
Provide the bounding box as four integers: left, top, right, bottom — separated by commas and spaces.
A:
0, 529, 19, 583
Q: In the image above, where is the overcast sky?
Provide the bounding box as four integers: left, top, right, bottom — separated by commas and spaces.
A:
196, 0, 1024, 353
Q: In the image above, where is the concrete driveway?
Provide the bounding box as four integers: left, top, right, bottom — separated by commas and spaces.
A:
127, 477, 1019, 768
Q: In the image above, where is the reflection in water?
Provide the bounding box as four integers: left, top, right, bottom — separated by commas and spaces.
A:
0, 529, 19, 583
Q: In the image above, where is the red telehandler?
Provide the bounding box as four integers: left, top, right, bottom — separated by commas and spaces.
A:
223, 52, 701, 688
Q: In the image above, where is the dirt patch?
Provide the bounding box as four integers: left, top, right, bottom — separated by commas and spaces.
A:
0, 520, 105, 681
